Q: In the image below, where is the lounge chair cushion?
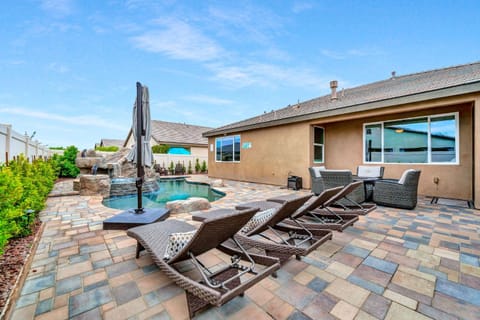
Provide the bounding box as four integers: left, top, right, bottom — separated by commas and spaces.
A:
357, 166, 383, 178
398, 169, 416, 184
241, 208, 276, 234
164, 230, 197, 261
310, 166, 326, 178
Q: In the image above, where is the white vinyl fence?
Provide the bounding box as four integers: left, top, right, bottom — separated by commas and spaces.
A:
153, 154, 208, 170
0, 123, 54, 164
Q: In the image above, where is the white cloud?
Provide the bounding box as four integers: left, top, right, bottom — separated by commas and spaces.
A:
321, 47, 385, 60
292, 1, 315, 14
47, 62, 70, 74
0, 107, 126, 131
40, 0, 74, 17
207, 62, 329, 90
131, 19, 223, 61
183, 95, 233, 105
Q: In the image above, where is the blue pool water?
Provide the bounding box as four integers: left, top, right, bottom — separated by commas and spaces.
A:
102, 178, 225, 210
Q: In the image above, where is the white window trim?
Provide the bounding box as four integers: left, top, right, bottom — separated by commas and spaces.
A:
363, 112, 459, 165
313, 126, 325, 164
215, 135, 241, 163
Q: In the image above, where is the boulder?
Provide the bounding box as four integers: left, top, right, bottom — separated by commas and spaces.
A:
166, 197, 211, 214
79, 174, 110, 198
73, 178, 80, 191
210, 179, 225, 188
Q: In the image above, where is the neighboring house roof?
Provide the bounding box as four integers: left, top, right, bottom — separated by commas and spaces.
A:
125, 120, 213, 147
100, 139, 125, 147
204, 61, 480, 137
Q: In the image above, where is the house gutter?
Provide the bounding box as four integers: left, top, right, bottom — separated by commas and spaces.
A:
203, 81, 480, 137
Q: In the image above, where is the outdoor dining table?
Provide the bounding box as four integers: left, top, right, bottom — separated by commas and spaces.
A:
352, 176, 380, 202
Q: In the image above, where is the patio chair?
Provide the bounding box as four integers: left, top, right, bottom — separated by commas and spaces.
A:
320, 170, 366, 204
192, 194, 333, 264
174, 162, 185, 175
308, 166, 326, 195
127, 208, 280, 318
373, 169, 421, 209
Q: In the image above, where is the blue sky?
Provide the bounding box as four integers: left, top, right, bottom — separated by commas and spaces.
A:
1, 0, 479, 149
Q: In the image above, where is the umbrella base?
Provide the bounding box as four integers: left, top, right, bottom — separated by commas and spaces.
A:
103, 208, 170, 230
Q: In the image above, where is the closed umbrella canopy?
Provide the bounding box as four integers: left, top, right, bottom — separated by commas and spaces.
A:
126, 85, 153, 168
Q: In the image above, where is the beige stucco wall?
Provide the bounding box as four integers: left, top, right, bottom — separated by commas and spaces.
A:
191, 146, 208, 158
317, 103, 473, 200
208, 122, 311, 186
208, 94, 478, 203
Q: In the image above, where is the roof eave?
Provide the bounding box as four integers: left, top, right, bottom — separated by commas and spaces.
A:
203, 81, 480, 137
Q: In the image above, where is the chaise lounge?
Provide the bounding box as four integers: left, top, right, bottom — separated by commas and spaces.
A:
127, 208, 280, 318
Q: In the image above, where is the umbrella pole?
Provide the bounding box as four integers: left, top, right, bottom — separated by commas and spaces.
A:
135, 82, 144, 213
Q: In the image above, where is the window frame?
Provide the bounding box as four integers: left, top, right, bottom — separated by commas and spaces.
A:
363, 112, 459, 165
215, 135, 241, 163
313, 126, 325, 164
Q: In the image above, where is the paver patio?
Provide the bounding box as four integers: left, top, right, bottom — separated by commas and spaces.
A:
6, 177, 480, 319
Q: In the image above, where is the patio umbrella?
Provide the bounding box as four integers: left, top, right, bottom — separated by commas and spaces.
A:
126, 82, 153, 212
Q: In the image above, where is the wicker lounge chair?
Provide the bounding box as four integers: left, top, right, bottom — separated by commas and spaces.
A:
373, 169, 421, 209
310, 181, 377, 215
271, 187, 360, 232
127, 208, 280, 318
192, 194, 333, 264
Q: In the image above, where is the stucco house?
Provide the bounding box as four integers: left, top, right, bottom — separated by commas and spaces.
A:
203, 62, 480, 208
124, 120, 213, 158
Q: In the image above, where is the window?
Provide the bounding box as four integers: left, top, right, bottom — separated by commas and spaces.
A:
215, 135, 240, 162
364, 113, 458, 164
313, 127, 324, 163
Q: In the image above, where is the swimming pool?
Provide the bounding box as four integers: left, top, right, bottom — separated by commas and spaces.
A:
102, 178, 225, 210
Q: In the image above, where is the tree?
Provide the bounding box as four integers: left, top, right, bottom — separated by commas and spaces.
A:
195, 158, 201, 173
54, 146, 80, 177
152, 144, 169, 154
201, 160, 207, 173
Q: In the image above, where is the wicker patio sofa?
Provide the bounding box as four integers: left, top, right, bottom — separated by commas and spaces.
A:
308, 166, 326, 195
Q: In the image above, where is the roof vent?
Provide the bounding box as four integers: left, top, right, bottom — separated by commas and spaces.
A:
391, 71, 396, 79
330, 80, 338, 101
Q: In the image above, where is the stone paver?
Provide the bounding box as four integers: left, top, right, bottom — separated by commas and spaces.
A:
5, 176, 480, 319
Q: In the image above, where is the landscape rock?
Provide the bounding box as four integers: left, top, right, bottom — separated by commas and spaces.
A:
79, 174, 110, 197
166, 197, 211, 214
211, 179, 225, 188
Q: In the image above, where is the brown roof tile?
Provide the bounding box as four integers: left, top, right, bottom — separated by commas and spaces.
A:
204, 61, 480, 136
150, 120, 213, 146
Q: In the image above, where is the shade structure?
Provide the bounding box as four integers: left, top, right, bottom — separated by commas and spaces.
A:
126, 85, 153, 168
103, 82, 170, 230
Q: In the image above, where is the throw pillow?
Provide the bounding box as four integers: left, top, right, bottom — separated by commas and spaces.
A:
241, 208, 276, 234
164, 230, 197, 261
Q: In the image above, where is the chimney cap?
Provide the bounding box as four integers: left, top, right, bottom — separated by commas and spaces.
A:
391, 71, 396, 79
330, 80, 338, 88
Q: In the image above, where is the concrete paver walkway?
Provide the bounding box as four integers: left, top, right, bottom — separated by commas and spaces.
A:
7, 178, 480, 319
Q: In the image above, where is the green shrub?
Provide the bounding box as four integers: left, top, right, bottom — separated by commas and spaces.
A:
195, 158, 201, 173
95, 146, 119, 152
49, 146, 65, 150
152, 144, 169, 154
187, 161, 192, 174
0, 157, 57, 254
54, 145, 80, 177
201, 160, 207, 173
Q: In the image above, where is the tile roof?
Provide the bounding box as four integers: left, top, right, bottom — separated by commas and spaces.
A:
100, 139, 125, 147
150, 120, 213, 145
204, 61, 480, 137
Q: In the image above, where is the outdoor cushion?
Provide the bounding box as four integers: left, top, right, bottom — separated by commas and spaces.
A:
241, 208, 276, 234
357, 166, 383, 178
164, 230, 197, 261
310, 166, 326, 178
398, 169, 416, 184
